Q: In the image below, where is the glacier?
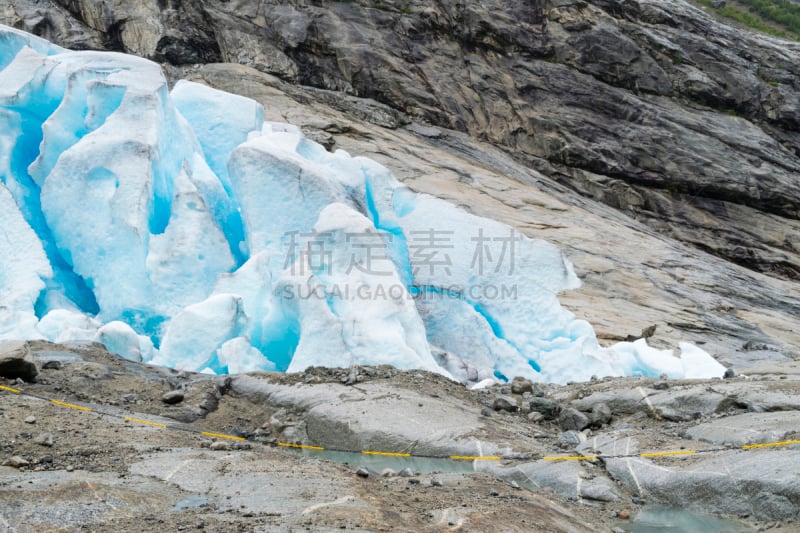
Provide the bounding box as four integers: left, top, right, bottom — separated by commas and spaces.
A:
0, 25, 725, 384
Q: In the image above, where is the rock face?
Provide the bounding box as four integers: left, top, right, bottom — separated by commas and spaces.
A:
682, 411, 800, 446
606, 448, 800, 521
2, 1, 799, 359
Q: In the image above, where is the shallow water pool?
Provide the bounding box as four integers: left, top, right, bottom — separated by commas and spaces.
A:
618, 506, 755, 532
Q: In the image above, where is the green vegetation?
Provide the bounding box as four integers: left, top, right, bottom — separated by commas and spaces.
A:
693, 0, 800, 41
737, 0, 800, 33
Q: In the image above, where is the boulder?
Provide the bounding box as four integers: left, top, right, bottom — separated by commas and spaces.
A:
161, 390, 185, 404
529, 398, 560, 420
589, 403, 613, 427
572, 388, 658, 416
493, 395, 519, 412
0, 341, 37, 380
648, 389, 730, 421
559, 407, 590, 431
511, 378, 533, 395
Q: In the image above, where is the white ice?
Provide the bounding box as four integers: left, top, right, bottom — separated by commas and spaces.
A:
280, 203, 446, 375
94, 321, 153, 363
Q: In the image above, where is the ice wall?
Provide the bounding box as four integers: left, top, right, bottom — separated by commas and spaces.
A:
0, 25, 725, 384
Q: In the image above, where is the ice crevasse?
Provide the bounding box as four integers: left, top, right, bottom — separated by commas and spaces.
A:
0, 25, 725, 385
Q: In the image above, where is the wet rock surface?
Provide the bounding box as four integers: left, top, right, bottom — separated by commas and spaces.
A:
0, 342, 797, 531
682, 411, 800, 446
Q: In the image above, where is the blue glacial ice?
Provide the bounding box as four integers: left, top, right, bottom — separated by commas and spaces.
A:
0, 25, 725, 384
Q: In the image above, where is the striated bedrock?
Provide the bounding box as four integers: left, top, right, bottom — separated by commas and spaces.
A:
2, 0, 799, 280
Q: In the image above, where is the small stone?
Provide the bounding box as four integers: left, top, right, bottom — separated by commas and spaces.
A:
408, 478, 420, 485
558, 407, 590, 431
509, 480, 520, 489
743, 340, 770, 351
632, 496, 646, 505
356, 467, 370, 478
161, 390, 185, 404
619, 509, 631, 520
210, 440, 230, 451
489, 488, 499, 496
510, 378, 533, 395
527, 411, 544, 423
652, 381, 670, 390
3, 456, 29, 468
481, 407, 493, 417
381, 468, 397, 477
38, 454, 53, 464
24, 415, 36, 424
558, 430, 586, 447
34, 433, 54, 447
398, 467, 416, 477
65, 465, 75, 472
431, 477, 443, 487
42, 360, 62, 370
493, 395, 518, 412
612, 527, 626, 533
724, 368, 736, 379
609, 510, 619, 518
